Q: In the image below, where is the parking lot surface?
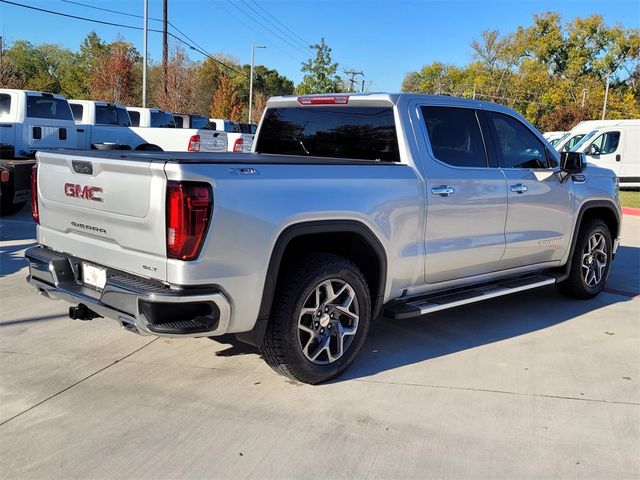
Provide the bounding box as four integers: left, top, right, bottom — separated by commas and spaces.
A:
1, 206, 638, 479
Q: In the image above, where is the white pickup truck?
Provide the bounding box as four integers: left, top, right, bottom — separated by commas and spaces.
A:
0, 89, 77, 214
70, 101, 228, 152
209, 117, 253, 153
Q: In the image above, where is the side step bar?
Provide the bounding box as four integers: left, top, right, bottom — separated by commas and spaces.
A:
385, 274, 556, 320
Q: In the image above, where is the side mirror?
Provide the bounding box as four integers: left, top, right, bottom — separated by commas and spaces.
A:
560, 151, 585, 174
588, 144, 597, 156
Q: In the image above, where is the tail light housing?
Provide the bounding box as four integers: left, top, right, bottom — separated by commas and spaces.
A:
31, 165, 39, 224
0, 169, 9, 183
188, 134, 201, 152
166, 181, 212, 260
233, 137, 243, 153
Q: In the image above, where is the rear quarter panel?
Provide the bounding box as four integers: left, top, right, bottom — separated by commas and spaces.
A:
164, 161, 424, 333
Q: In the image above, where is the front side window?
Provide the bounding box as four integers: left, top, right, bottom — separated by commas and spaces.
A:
150, 111, 175, 128
95, 105, 119, 125
588, 131, 620, 155
129, 111, 140, 127
0, 94, 12, 116
190, 116, 209, 129
26, 96, 73, 121
486, 111, 547, 169
563, 134, 585, 151
421, 106, 487, 168
256, 106, 400, 162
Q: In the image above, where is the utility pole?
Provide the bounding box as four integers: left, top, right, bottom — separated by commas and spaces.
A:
602, 74, 611, 120
472, 82, 476, 99
344, 69, 363, 93
361, 79, 365, 93
162, 0, 168, 96
142, 0, 148, 107
249, 44, 266, 123
581, 88, 587, 109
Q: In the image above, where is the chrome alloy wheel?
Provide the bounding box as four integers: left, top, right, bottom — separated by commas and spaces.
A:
297, 279, 360, 365
581, 232, 608, 288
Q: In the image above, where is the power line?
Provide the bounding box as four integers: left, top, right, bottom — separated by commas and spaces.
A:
248, 0, 311, 49
226, 1, 313, 59
0, 0, 247, 77
241, 0, 311, 52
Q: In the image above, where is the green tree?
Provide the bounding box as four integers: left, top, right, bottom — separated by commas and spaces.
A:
296, 38, 345, 94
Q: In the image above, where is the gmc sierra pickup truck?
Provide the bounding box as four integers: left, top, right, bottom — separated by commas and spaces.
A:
25, 93, 621, 384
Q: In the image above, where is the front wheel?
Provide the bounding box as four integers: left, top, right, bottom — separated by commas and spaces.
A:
260, 253, 371, 384
557, 219, 612, 299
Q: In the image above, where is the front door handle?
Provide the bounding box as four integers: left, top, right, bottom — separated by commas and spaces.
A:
616, 154, 621, 162
510, 183, 528, 194
431, 185, 455, 197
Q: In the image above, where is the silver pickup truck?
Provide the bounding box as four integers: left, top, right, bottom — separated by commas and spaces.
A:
25, 93, 621, 384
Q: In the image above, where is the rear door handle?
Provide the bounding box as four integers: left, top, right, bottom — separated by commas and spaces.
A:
431, 185, 455, 197
510, 183, 528, 194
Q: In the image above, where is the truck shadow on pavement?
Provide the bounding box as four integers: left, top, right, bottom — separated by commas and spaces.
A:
0, 241, 34, 277
340, 285, 634, 382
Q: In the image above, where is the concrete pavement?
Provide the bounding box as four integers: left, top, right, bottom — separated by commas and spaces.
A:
1, 206, 638, 479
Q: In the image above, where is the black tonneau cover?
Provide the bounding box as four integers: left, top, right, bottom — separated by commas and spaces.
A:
42, 150, 402, 166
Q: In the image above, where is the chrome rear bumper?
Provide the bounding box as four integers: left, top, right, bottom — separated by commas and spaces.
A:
25, 246, 230, 337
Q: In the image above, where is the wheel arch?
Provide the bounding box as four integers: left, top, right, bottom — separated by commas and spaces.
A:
559, 199, 621, 281
237, 220, 388, 346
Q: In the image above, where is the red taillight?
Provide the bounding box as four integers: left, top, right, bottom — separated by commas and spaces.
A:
0, 170, 9, 183
31, 165, 39, 224
166, 181, 212, 261
233, 137, 243, 153
188, 134, 201, 152
297, 95, 350, 105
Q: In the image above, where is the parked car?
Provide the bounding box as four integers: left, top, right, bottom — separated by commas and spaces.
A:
571, 120, 640, 189
173, 113, 211, 130
0, 89, 76, 214
238, 123, 258, 134
209, 117, 253, 152
25, 93, 621, 384
555, 120, 629, 152
70, 100, 228, 152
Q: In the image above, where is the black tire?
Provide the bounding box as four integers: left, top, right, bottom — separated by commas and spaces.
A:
260, 253, 371, 384
557, 219, 612, 299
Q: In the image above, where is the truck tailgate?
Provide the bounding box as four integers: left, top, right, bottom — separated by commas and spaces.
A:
35, 151, 168, 281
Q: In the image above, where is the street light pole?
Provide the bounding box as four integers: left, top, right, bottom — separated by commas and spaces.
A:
142, 0, 148, 107
249, 44, 266, 124
601, 73, 611, 120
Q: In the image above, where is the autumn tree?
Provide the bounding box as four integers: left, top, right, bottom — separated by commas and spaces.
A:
88, 40, 140, 105
151, 45, 197, 113
210, 75, 243, 121
296, 38, 345, 94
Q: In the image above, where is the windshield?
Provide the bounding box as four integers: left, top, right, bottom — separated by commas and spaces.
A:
256, 106, 400, 162
570, 130, 598, 152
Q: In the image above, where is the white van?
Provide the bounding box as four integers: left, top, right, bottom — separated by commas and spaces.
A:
0, 89, 76, 158
555, 120, 627, 152
572, 120, 640, 189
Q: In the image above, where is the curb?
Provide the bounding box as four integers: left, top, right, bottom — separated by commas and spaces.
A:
621, 207, 640, 216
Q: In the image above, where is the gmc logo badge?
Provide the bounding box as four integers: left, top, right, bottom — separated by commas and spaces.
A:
64, 183, 103, 202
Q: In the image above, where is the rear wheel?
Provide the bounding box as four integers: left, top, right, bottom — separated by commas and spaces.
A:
557, 219, 612, 299
260, 253, 371, 384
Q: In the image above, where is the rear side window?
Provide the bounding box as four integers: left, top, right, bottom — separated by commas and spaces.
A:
26, 96, 73, 121
129, 111, 140, 127
421, 106, 487, 168
486, 111, 548, 169
590, 131, 620, 155
256, 107, 400, 162
190, 116, 209, 129
95, 105, 119, 125
70, 104, 83, 121
0, 94, 12, 115
150, 111, 175, 128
